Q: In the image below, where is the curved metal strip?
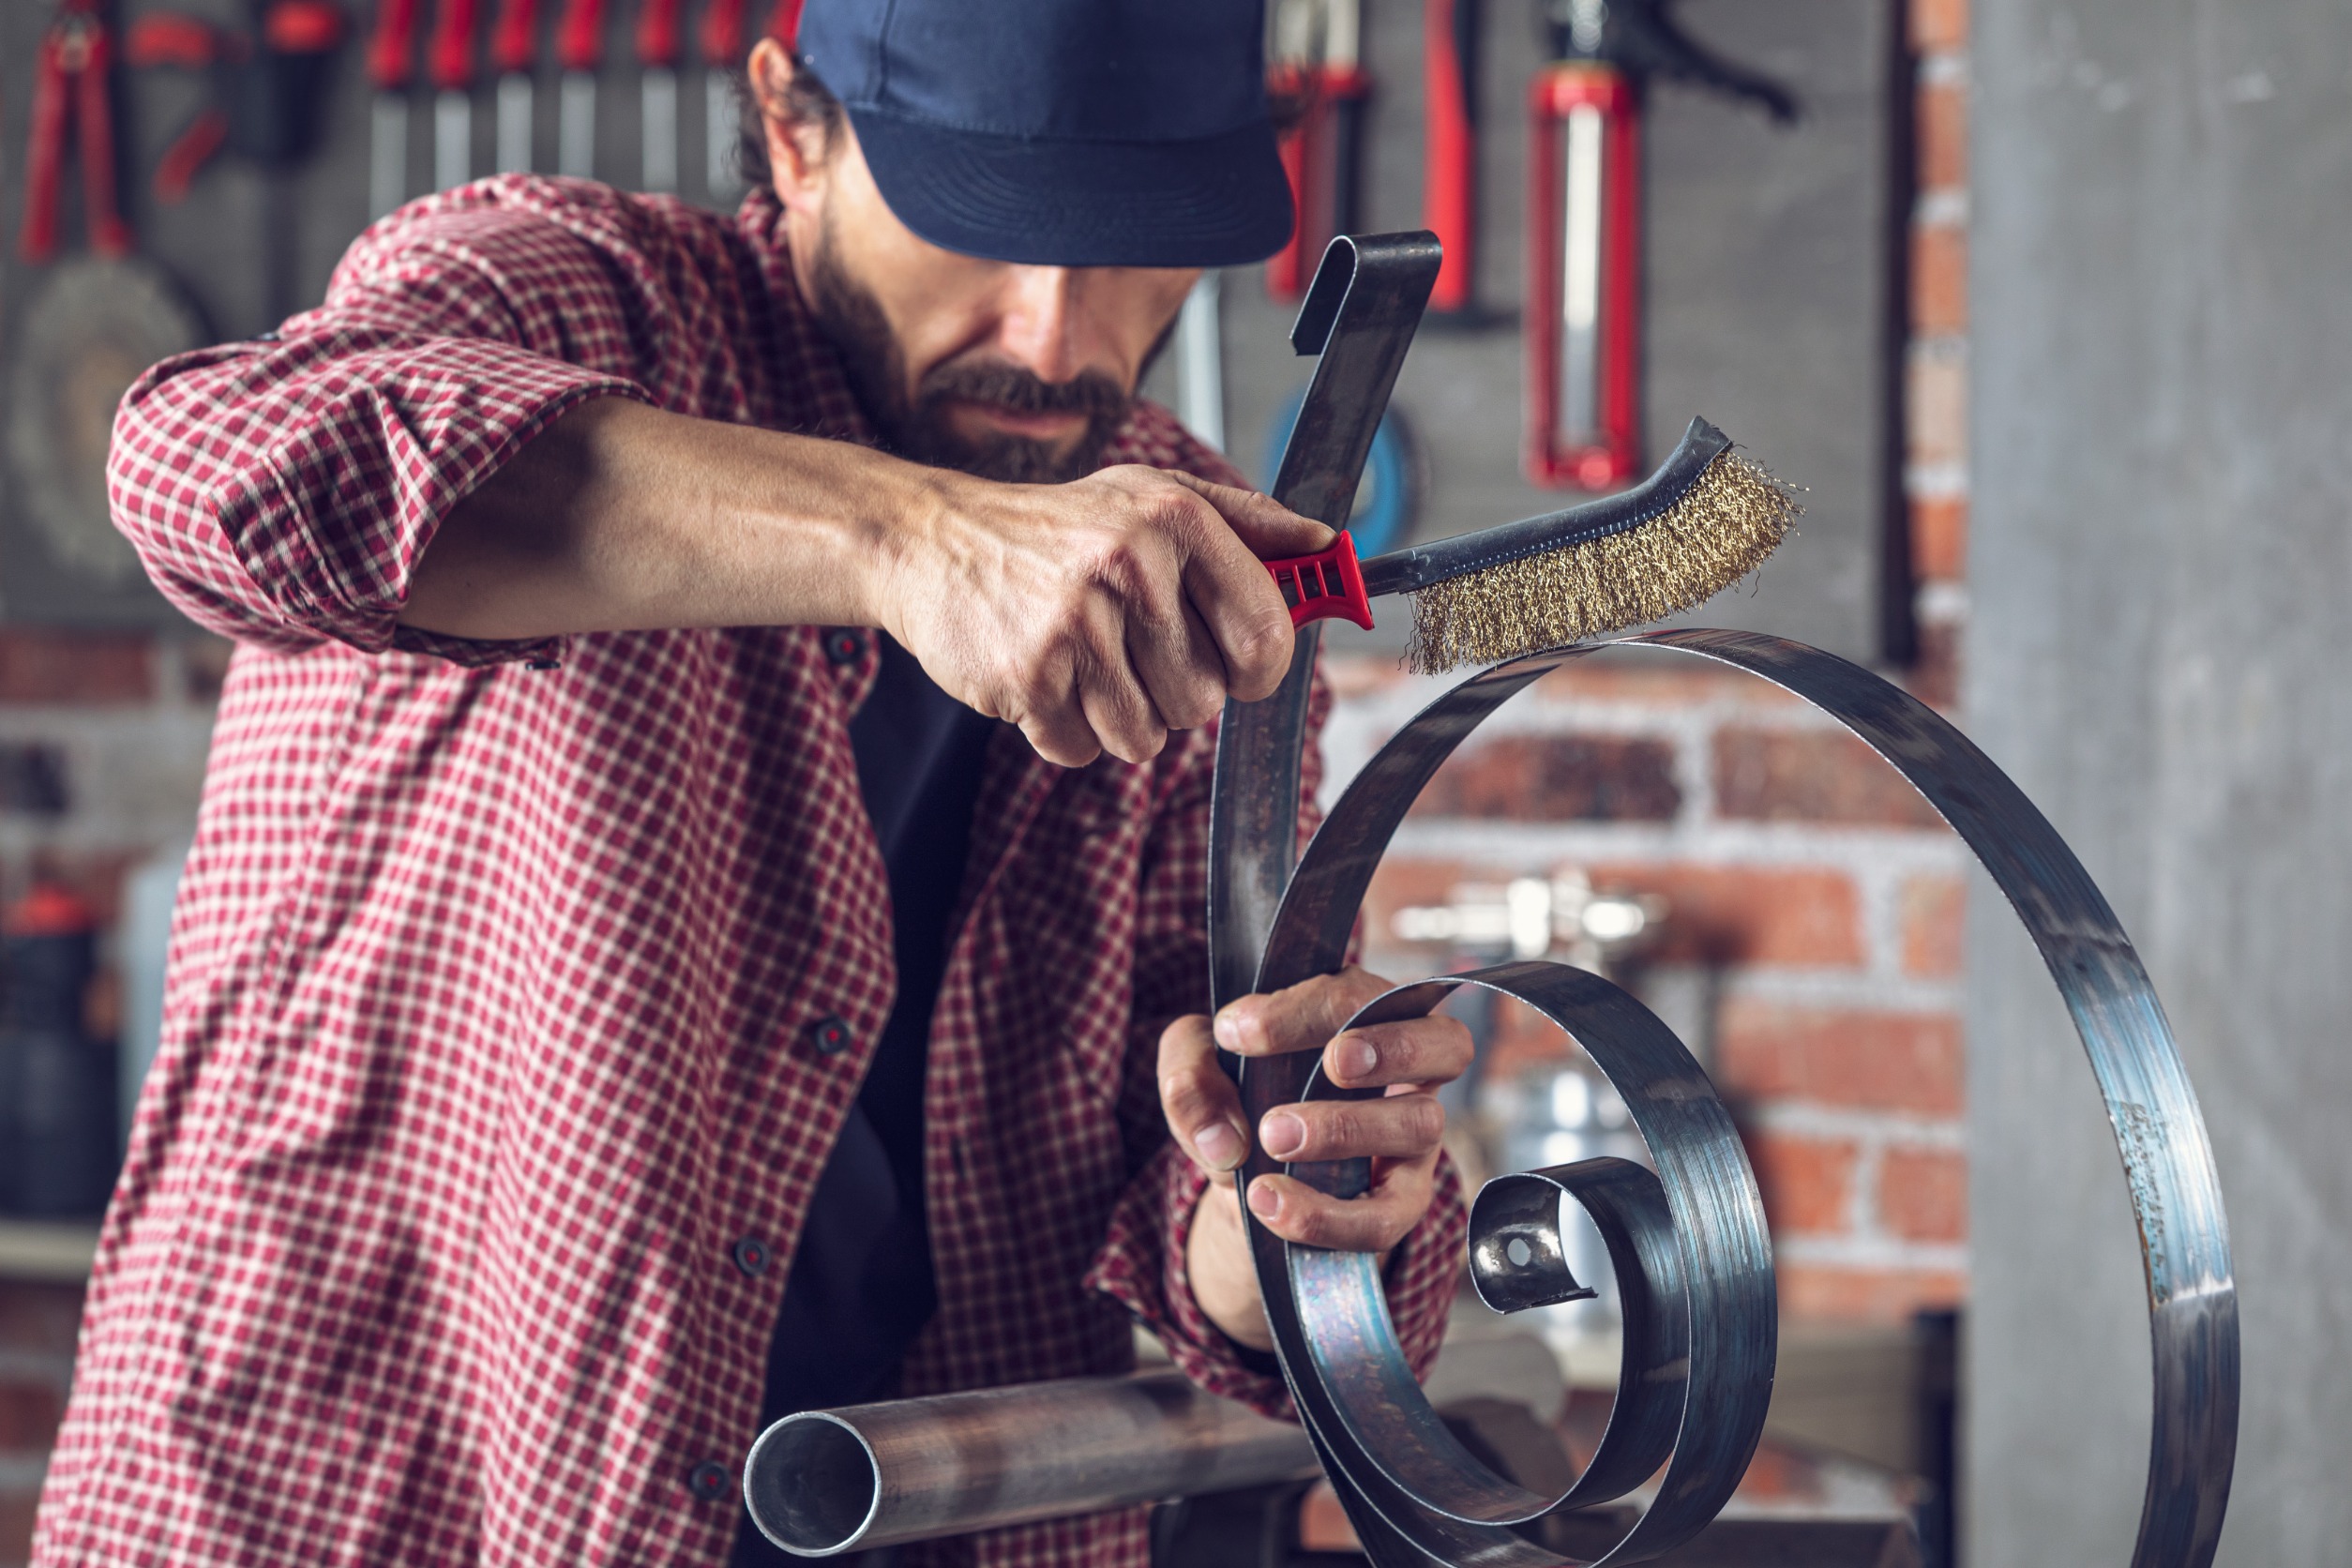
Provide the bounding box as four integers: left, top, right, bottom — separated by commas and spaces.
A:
1604, 628, 2238, 1568
1207, 231, 1441, 1012
1266, 962, 1772, 1562
1211, 624, 2235, 1568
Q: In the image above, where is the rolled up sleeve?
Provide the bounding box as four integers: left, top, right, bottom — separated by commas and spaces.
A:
106, 192, 656, 663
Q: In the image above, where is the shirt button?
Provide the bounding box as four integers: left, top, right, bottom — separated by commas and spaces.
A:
686, 1460, 730, 1501
822, 628, 865, 666
731, 1236, 771, 1278
805, 1016, 852, 1056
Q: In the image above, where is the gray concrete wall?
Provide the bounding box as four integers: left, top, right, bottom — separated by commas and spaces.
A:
1968, 1, 2352, 1562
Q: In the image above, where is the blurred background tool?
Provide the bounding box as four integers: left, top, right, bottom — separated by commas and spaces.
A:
1525, 0, 1795, 491
554, 0, 602, 176
368, 0, 420, 214
0, 879, 115, 1221
1420, 0, 1478, 316
1262, 0, 1367, 304
490, 0, 537, 171
430, 0, 479, 190
1174, 273, 1226, 452
698, 0, 747, 195
636, 0, 683, 191
23, 0, 134, 263
126, 0, 342, 315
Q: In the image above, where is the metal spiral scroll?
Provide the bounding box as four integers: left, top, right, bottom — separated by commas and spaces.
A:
1214, 232, 2234, 1568
1210, 630, 2240, 1567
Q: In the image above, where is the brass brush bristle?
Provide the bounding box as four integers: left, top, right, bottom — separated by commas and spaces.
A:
1401, 450, 1802, 674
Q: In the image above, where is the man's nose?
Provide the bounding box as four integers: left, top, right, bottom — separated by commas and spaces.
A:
995, 266, 1084, 384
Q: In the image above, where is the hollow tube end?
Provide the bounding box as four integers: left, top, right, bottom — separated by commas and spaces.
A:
744, 1412, 882, 1558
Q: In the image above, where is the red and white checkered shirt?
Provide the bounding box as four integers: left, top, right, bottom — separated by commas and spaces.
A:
37, 177, 1464, 1568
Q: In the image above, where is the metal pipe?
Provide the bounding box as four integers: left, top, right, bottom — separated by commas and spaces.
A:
741, 1369, 1319, 1557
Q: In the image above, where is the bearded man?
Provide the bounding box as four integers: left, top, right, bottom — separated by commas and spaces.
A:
35, 2, 1470, 1564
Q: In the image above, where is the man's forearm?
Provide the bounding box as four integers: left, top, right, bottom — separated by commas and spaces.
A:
401, 396, 949, 641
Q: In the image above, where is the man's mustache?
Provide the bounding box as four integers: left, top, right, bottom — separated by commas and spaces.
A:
916, 359, 1129, 421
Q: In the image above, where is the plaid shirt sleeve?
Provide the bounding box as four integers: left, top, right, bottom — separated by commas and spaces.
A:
105, 194, 654, 665
1086, 666, 1469, 1418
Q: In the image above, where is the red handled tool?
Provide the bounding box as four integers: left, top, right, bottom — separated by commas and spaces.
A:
1263, 0, 1368, 304
555, 0, 603, 175
127, 1, 345, 201
636, 0, 684, 190
490, 0, 536, 170
1420, 0, 1477, 315
369, 0, 421, 214
1263, 533, 1374, 631
698, 0, 747, 194
1524, 0, 1794, 491
1525, 61, 1639, 489
23, 0, 134, 262
430, 0, 480, 189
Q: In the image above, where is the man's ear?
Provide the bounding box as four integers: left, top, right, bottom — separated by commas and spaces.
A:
749, 38, 828, 207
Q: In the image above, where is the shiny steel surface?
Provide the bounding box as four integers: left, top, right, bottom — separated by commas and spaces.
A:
740, 1369, 1319, 1557
1208, 624, 2238, 1567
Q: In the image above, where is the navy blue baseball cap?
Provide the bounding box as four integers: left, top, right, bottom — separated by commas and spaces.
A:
794, 0, 1294, 268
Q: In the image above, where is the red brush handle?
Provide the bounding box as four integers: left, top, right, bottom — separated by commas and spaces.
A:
1523, 62, 1640, 490
698, 0, 745, 63
490, 0, 537, 73
636, 0, 682, 66
1263, 534, 1374, 632
766, 0, 804, 46
370, 0, 420, 87
555, 0, 603, 70
430, 0, 480, 89
1423, 0, 1476, 313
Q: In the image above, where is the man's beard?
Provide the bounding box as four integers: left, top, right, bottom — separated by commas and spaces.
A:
803, 214, 1139, 485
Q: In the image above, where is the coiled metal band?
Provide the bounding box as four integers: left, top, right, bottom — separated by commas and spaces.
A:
1210, 629, 2238, 1567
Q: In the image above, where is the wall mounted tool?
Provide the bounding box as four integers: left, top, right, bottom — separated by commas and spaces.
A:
636, 0, 682, 190
429, 0, 478, 188
490, 0, 536, 170
368, 0, 420, 213
23, 0, 134, 262
1420, 0, 1478, 316
127, 2, 345, 200
1263, 0, 1368, 304
699, 0, 747, 195
1525, 0, 1795, 490
554, 0, 602, 175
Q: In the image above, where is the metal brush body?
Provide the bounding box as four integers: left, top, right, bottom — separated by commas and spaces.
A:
1262, 413, 1794, 671
1360, 415, 1731, 598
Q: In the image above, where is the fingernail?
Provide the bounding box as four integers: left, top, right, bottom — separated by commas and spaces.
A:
1337, 1036, 1379, 1078
1213, 1008, 1248, 1051
1259, 1111, 1306, 1159
1195, 1121, 1245, 1171
1247, 1180, 1281, 1219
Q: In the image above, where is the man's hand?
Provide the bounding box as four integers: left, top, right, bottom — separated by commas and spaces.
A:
407, 400, 1328, 771
885, 463, 1330, 768
1158, 968, 1473, 1352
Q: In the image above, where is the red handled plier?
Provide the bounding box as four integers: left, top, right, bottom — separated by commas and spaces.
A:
22, 0, 133, 262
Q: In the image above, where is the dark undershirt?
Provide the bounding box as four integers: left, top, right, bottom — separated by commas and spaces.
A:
734, 632, 1002, 1566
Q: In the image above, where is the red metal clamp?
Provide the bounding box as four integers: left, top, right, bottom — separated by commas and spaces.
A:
1262, 532, 1374, 631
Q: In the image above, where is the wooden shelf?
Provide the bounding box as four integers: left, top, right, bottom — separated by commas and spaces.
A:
0, 1218, 99, 1281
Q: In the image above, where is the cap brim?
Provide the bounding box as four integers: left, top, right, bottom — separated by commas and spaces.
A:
847, 105, 1295, 268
